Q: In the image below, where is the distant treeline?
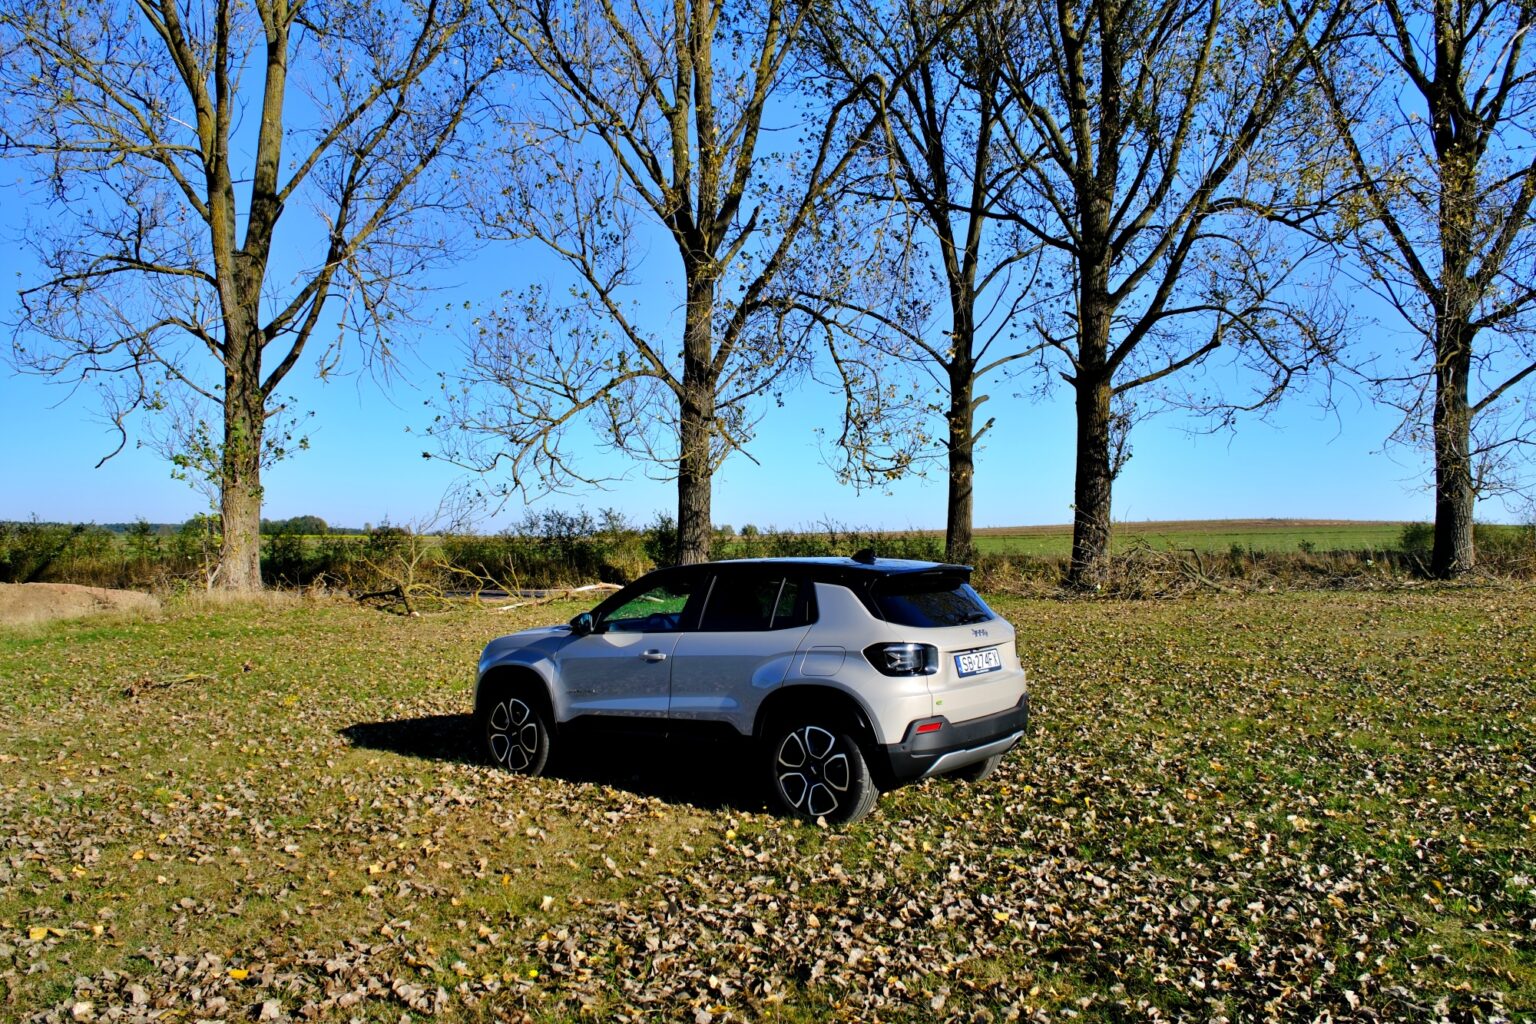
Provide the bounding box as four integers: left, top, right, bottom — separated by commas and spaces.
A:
258, 516, 381, 536
11, 515, 366, 537
3, 512, 1532, 597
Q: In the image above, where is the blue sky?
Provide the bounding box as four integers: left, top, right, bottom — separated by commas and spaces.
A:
2, 337, 1431, 531
0, 70, 1518, 534
0, 204, 1461, 534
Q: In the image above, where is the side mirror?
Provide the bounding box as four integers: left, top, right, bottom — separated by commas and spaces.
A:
569, 612, 595, 636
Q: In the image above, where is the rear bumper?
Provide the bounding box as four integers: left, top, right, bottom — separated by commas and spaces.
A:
876, 694, 1030, 783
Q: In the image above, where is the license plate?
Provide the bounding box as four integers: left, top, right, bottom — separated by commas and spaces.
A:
954, 647, 1002, 677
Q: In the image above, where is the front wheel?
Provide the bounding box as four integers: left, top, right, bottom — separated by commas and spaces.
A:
480, 689, 554, 776
766, 722, 878, 824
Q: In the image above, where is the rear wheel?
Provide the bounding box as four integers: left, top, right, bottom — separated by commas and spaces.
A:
480, 687, 554, 776
766, 721, 878, 824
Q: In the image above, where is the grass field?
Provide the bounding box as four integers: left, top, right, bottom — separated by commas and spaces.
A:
970, 519, 1416, 556
1, 589, 1533, 1022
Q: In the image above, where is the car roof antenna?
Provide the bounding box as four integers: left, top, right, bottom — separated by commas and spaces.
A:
851, 547, 877, 565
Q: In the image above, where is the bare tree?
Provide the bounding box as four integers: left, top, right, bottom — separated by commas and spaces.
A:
1296, 0, 1536, 577
996, 0, 1355, 587
811, 0, 1048, 563
1, 0, 501, 590
429, 0, 899, 564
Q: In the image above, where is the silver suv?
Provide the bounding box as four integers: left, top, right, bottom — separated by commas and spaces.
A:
473, 555, 1029, 823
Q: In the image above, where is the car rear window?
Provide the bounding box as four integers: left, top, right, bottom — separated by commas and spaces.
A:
872, 574, 993, 628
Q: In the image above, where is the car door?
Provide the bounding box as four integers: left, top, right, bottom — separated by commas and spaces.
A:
556, 570, 702, 718
668, 571, 813, 731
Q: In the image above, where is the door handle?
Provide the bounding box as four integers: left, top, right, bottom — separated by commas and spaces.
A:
640, 650, 668, 663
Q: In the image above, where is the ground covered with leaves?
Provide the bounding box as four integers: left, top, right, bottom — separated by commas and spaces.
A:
0, 587, 1532, 1022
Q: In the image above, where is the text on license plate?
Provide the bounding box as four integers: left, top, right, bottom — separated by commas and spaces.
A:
954, 647, 1003, 676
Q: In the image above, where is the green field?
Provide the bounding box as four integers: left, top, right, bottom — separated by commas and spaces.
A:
972, 518, 1416, 556
1, 590, 1533, 1021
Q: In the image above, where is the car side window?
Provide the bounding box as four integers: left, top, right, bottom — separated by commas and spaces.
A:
697, 575, 812, 631
772, 580, 799, 625
770, 579, 814, 628
600, 577, 698, 633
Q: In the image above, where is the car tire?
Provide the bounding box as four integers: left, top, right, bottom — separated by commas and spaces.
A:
480, 686, 554, 776
951, 752, 1004, 782
766, 721, 878, 824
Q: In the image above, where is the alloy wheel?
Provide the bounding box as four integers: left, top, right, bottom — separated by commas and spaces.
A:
774, 725, 852, 819
487, 697, 541, 772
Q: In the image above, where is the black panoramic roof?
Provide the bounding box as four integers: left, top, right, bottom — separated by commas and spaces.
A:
696, 555, 974, 583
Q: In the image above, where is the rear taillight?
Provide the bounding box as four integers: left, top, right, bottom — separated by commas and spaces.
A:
864, 642, 939, 676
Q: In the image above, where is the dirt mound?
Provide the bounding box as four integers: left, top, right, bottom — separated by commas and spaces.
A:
0, 582, 159, 626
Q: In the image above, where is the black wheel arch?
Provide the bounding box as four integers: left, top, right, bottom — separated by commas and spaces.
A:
754, 685, 889, 787
476, 666, 555, 721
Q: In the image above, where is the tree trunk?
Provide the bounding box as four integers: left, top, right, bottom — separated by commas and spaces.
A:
676, 405, 712, 565
1429, 72, 1478, 579
218, 324, 266, 591
1067, 63, 1120, 589
944, 360, 975, 563
1069, 372, 1115, 589
676, 273, 716, 565
1069, 232, 1116, 588
1431, 320, 1475, 577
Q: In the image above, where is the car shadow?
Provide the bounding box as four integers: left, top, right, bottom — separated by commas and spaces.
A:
340, 714, 482, 765
339, 714, 768, 814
